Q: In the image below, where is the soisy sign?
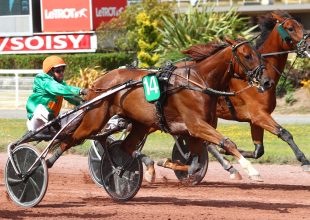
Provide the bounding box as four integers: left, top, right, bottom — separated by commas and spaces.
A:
142, 74, 161, 102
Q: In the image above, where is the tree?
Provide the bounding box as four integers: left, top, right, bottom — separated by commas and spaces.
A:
136, 12, 161, 67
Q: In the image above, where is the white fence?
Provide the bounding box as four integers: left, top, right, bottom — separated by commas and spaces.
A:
0, 69, 41, 108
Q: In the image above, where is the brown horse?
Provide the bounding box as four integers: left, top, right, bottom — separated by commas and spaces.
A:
46, 38, 272, 182
206, 11, 310, 176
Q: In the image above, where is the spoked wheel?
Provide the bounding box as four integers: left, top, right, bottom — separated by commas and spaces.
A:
100, 140, 143, 201
88, 137, 115, 187
172, 136, 208, 185
5, 144, 48, 207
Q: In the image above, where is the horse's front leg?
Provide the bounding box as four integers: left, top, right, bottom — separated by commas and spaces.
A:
186, 120, 262, 181
238, 124, 265, 159
250, 112, 310, 171
208, 144, 242, 180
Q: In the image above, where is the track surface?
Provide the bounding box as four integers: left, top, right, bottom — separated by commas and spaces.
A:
0, 153, 309, 220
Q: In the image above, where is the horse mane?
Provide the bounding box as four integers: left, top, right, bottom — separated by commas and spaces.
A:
256, 10, 292, 49
181, 41, 228, 62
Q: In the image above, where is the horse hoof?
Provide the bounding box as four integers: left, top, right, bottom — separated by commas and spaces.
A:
144, 170, 156, 183
157, 158, 171, 167
302, 164, 310, 172
229, 171, 242, 180
249, 175, 263, 182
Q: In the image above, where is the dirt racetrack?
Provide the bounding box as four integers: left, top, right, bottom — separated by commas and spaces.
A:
0, 153, 309, 220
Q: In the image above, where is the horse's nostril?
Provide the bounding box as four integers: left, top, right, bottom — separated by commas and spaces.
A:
263, 79, 274, 89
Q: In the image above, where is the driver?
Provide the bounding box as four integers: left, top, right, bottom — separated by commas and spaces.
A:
26, 55, 88, 131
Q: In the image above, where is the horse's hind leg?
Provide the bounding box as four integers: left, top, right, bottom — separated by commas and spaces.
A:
46, 101, 111, 168
121, 122, 156, 183
236, 124, 265, 159
158, 136, 204, 175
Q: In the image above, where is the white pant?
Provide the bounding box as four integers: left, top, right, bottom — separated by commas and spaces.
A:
27, 104, 50, 131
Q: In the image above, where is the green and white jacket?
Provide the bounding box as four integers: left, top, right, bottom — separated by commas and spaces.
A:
26, 73, 81, 120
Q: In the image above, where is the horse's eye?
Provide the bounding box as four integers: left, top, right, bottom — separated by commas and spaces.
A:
244, 54, 252, 60
288, 27, 294, 32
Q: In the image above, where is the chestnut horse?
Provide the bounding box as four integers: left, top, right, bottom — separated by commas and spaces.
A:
206, 11, 310, 177
46, 38, 271, 182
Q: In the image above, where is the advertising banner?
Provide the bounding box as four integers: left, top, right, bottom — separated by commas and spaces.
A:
41, 0, 92, 32
92, 0, 127, 30
0, 33, 97, 54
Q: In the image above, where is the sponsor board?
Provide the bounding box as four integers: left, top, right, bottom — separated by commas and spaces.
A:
92, 0, 127, 29
0, 33, 97, 54
41, 0, 92, 32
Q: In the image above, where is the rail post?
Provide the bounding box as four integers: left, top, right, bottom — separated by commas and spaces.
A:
14, 71, 19, 108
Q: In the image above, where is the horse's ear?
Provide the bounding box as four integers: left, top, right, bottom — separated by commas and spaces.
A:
271, 12, 285, 23
224, 37, 235, 45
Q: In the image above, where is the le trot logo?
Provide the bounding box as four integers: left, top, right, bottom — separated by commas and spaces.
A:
41, 0, 92, 32
44, 8, 88, 19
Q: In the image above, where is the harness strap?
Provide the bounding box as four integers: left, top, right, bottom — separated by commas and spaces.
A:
154, 64, 177, 133
224, 96, 237, 119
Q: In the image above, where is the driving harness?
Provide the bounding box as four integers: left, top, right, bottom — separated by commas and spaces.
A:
153, 63, 177, 133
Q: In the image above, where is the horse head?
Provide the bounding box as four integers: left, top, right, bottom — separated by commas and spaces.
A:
225, 37, 273, 92
258, 11, 309, 58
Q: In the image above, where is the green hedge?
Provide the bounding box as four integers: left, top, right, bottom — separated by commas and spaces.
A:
0, 53, 133, 79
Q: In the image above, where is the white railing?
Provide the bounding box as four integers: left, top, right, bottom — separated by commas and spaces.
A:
0, 69, 41, 108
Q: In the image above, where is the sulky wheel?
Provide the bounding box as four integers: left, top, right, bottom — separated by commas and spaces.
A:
172, 136, 209, 185
88, 137, 115, 187
5, 144, 48, 208
100, 140, 143, 201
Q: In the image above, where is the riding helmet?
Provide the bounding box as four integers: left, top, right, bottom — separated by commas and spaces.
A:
43, 55, 66, 73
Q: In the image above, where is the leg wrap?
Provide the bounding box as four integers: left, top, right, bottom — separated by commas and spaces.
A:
46, 148, 63, 168
208, 145, 232, 171
227, 166, 239, 175
277, 127, 293, 142
253, 143, 264, 159
132, 151, 154, 166
188, 155, 200, 175
141, 155, 154, 166
278, 127, 310, 164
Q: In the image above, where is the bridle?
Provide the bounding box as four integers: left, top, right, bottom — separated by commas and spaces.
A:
169, 41, 267, 96
229, 41, 265, 88
276, 18, 310, 58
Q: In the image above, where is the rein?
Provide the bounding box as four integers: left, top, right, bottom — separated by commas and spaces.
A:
172, 72, 250, 96
89, 86, 109, 93
262, 50, 296, 57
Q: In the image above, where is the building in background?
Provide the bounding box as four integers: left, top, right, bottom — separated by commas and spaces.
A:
129, 0, 310, 30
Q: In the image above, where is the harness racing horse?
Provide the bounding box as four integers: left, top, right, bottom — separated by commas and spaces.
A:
46, 38, 272, 184
206, 11, 310, 177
